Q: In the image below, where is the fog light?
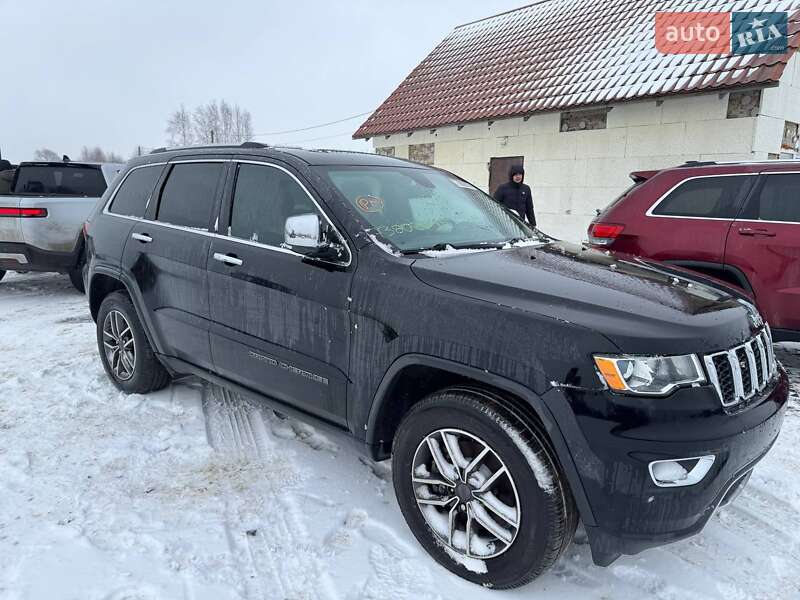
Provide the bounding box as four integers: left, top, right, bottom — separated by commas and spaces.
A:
648, 455, 715, 487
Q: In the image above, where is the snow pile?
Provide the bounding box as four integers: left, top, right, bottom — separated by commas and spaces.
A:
366, 231, 402, 257
421, 245, 495, 258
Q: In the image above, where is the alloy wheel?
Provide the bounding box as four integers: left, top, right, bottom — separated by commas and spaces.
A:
102, 310, 136, 381
411, 428, 521, 559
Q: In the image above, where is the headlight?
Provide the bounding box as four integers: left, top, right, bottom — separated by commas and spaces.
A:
593, 354, 706, 395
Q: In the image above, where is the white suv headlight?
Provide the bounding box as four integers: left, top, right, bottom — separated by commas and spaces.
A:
594, 354, 706, 395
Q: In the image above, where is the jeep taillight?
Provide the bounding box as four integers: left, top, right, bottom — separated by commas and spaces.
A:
588, 223, 624, 246
0, 207, 48, 217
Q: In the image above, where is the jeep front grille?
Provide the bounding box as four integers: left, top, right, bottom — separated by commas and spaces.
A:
703, 328, 777, 408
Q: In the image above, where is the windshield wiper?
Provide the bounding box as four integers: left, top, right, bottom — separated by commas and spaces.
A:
400, 243, 450, 255
400, 242, 505, 255
505, 235, 551, 246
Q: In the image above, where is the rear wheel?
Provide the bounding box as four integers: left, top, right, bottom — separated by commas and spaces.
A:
392, 388, 576, 589
96, 291, 171, 394
68, 267, 85, 293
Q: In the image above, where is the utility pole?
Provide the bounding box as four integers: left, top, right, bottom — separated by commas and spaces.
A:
210, 130, 215, 144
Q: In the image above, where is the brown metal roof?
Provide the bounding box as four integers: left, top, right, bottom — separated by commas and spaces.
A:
354, 0, 800, 139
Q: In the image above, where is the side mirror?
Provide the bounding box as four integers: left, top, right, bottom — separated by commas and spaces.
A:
285, 213, 322, 249
285, 213, 348, 263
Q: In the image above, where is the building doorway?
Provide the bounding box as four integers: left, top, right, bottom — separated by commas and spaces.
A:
489, 156, 524, 197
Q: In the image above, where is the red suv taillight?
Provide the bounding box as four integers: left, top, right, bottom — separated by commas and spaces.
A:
588, 223, 624, 246
0, 207, 48, 218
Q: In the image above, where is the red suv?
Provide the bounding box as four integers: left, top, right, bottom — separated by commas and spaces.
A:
589, 160, 800, 342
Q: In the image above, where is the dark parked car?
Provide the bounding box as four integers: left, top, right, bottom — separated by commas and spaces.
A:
85, 144, 787, 589
588, 160, 800, 342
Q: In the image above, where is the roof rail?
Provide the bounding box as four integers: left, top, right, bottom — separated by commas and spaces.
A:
681, 160, 717, 167
150, 142, 268, 154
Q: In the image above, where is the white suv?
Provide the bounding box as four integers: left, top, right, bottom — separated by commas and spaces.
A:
0, 159, 122, 290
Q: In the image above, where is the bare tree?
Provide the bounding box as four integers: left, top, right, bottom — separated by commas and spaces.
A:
79, 146, 125, 162
192, 101, 221, 145
174, 100, 253, 145
80, 146, 105, 161
232, 105, 253, 143
166, 104, 194, 146
34, 148, 60, 161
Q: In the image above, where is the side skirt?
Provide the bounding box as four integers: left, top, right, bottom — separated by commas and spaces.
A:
157, 354, 368, 455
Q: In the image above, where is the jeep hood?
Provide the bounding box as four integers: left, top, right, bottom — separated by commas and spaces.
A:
410, 241, 757, 355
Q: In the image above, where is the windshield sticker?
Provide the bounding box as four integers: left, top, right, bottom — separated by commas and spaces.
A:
356, 195, 384, 213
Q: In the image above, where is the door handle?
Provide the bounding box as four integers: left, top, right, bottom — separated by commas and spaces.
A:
131, 232, 153, 243
737, 227, 776, 237
213, 252, 243, 267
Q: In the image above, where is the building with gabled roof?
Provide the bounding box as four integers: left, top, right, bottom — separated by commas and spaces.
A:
354, 0, 800, 240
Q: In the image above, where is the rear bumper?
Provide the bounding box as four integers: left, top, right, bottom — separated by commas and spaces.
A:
0, 241, 80, 272
542, 368, 789, 566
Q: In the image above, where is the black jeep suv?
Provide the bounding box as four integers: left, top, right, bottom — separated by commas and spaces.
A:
85, 144, 788, 589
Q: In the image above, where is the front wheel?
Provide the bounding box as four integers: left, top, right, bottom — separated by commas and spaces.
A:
392, 388, 576, 589
96, 291, 171, 394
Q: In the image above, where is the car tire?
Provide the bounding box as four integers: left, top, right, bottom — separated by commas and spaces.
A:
96, 291, 171, 394
392, 388, 577, 589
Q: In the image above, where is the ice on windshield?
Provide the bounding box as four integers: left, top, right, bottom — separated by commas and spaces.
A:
317, 166, 542, 254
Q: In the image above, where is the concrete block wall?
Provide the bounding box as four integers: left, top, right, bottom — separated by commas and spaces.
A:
371, 89, 770, 242
757, 53, 800, 156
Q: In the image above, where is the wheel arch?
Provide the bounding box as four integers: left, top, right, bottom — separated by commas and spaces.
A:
663, 259, 754, 297
88, 268, 166, 358
364, 354, 596, 526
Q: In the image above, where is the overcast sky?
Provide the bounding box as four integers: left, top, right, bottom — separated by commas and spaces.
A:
0, 0, 527, 162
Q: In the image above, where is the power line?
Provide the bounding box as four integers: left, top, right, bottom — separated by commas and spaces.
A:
251, 110, 374, 138
269, 129, 367, 147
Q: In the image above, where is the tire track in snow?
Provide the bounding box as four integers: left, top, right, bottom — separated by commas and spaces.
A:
201, 384, 339, 600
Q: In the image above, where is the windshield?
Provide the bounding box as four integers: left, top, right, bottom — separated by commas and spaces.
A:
316, 165, 544, 253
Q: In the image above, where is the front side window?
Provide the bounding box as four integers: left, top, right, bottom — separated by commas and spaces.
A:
156, 162, 223, 229
108, 165, 163, 218
229, 163, 319, 248
739, 173, 800, 223
315, 166, 541, 253
652, 175, 753, 218
13, 164, 107, 196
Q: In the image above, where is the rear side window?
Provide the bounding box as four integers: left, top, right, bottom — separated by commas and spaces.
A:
229, 163, 318, 247
652, 175, 753, 218
108, 166, 163, 218
156, 163, 224, 229
602, 181, 644, 213
13, 165, 107, 197
740, 173, 800, 223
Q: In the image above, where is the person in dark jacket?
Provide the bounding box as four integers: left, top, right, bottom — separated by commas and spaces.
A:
493, 164, 536, 227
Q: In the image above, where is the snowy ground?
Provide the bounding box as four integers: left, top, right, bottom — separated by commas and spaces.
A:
0, 271, 798, 600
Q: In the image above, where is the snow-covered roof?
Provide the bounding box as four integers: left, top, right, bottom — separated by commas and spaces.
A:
354, 0, 800, 138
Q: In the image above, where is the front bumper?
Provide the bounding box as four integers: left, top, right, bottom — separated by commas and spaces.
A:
542, 368, 789, 566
